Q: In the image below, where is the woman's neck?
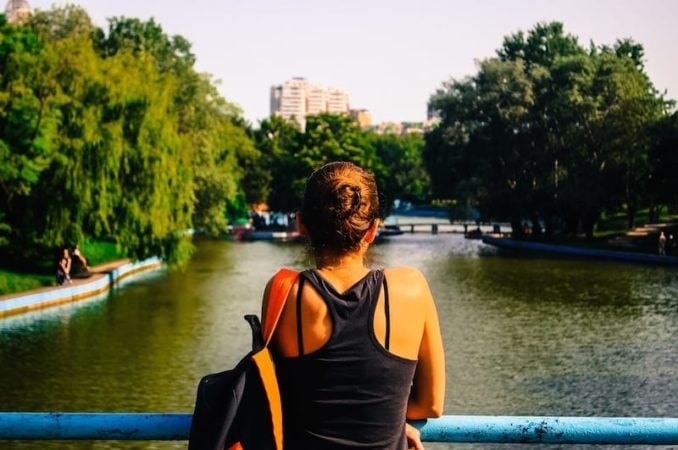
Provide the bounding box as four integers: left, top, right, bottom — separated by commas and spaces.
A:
315, 252, 366, 273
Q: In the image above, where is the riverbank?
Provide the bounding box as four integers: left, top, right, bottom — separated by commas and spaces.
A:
0, 257, 162, 319
482, 235, 678, 267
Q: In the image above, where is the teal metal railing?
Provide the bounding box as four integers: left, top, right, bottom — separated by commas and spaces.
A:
1, 413, 678, 444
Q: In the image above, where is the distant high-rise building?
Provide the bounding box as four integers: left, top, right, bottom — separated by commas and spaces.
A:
270, 78, 355, 129
270, 86, 282, 118
4, 0, 32, 24
306, 84, 327, 115
270, 78, 308, 129
326, 88, 350, 114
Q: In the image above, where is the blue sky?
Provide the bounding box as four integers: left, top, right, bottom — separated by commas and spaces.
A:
25, 0, 678, 125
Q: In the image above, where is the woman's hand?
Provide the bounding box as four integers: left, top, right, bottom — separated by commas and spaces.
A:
406, 423, 424, 450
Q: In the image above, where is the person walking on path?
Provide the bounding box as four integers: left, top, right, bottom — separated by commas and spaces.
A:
261, 161, 445, 450
659, 231, 667, 256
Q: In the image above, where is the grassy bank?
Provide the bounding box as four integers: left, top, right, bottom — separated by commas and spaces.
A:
0, 240, 126, 296
522, 209, 678, 256
0, 270, 54, 296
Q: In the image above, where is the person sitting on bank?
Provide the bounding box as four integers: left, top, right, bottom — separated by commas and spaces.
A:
659, 231, 667, 256
72, 243, 89, 272
56, 248, 72, 285
262, 161, 446, 450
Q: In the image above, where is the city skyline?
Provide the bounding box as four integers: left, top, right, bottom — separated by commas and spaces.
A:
270, 78, 353, 129
22, 0, 678, 125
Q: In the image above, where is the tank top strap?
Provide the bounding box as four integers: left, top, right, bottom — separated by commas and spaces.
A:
295, 275, 306, 356
297, 269, 388, 355
383, 273, 391, 350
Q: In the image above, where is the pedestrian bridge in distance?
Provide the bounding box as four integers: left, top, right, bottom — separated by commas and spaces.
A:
1, 413, 677, 445
383, 221, 508, 235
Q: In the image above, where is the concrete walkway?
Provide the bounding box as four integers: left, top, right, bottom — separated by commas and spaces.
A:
0, 257, 163, 319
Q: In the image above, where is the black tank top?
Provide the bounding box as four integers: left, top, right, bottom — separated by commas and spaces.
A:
275, 269, 418, 450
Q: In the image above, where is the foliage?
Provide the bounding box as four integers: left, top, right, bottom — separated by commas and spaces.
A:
255, 114, 429, 217
1, 5, 430, 274
254, 115, 303, 213
0, 5, 253, 267
425, 21, 671, 237
648, 112, 678, 212
77, 239, 125, 266
368, 132, 429, 212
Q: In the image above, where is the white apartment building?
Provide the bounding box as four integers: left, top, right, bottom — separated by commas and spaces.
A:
270, 78, 308, 128
270, 78, 352, 129
306, 84, 327, 115
326, 88, 350, 114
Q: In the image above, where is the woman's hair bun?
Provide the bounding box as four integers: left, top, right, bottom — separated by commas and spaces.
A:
301, 162, 379, 255
331, 184, 362, 220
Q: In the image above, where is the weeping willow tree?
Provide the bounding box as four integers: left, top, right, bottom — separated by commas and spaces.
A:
0, 6, 255, 265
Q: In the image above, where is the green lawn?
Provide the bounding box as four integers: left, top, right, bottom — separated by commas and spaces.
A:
79, 239, 126, 267
0, 269, 54, 296
596, 208, 678, 234
529, 209, 678, 255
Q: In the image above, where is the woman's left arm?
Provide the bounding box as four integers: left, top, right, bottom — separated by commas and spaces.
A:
406, 272, 445, 420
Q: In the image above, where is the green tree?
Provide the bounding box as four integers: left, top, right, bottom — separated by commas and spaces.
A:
591, 48, 664, 228
256, 113, 379, 214
425, 21, 667, 237
254, 115, 303, 213
256, 114, 431, 217
369, 132, 429, 211
648, 112, 678, 215
1, 5, 254, 266
300, 113, 376, 169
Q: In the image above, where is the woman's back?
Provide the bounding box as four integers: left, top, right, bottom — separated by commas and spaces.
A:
273, 268, 418, 449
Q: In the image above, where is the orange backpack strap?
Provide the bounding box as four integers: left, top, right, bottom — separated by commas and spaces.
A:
263, 268, 298, 345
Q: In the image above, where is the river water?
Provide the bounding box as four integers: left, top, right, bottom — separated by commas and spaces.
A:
1, 233, 677, 449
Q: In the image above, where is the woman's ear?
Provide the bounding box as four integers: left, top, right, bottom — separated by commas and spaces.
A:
364, 220, 380, 244
296, 213, 309, 237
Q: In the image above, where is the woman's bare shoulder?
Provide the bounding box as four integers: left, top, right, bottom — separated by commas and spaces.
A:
384, 266, 427, 280
383, 267, 431, 296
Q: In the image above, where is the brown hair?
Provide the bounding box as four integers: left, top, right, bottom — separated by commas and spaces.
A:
300, 161, 380, 256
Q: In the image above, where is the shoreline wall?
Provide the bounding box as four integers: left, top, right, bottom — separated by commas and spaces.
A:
0, 257, 163, 319
482, 235, 678, 267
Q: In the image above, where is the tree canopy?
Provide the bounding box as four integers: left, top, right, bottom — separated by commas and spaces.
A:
1, 6, 431, 268
254, 114, 430, 217
0, 6, 254, 264
424, 21, 672, 236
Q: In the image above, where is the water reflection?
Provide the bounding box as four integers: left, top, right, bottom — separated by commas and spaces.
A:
1, 234, 677, 450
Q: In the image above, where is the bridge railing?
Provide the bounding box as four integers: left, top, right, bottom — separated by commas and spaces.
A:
1, 413, 678, 444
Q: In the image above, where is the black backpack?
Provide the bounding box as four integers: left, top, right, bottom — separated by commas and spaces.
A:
188, 269, 297, 450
